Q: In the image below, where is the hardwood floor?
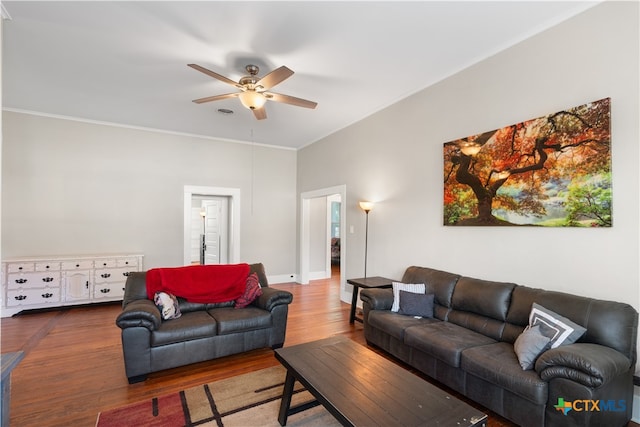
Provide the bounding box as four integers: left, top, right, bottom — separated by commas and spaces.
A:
0, 269, 604, 427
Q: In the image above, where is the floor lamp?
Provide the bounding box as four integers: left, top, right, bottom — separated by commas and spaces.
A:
200, 210, 206, 265
359, 201, 374, 278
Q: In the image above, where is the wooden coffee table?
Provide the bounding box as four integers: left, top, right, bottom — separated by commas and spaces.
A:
275, 336, 487, 426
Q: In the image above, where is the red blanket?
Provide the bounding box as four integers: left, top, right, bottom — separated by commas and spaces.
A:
146, 264, 250, 303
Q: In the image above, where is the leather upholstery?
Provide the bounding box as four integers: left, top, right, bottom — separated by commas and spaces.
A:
116, 263, 293, 383
361, 266, 638, 427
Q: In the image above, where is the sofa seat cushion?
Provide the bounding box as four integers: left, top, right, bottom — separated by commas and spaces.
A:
461, 342, 548, 405
404, 322, 496, 367
209, 307, 272, 335
151, 311, 217, 347
368, 310, 439, 341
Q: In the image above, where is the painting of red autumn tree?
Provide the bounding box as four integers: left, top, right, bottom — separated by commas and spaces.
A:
443, 98, 611, 227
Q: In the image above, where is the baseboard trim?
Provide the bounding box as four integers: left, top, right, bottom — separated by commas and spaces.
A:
268, 273, 298, 284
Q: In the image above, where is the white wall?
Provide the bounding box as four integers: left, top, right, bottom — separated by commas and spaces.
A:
300, 0, 638, 301
1, 112, 298, 276
297, 0, 640, 365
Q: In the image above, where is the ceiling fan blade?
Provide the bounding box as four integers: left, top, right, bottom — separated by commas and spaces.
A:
257, 66, 294, 90
265, 92, 317, 109
252, 107, 267, 120
188, 64, 241, 88
192, 93, 240, 104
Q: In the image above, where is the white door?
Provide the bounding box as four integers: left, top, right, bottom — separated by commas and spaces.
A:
202, 197, 229, 265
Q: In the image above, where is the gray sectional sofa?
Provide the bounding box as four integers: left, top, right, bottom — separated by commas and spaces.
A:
360, 266, 638, 427
116, 263, 293, 383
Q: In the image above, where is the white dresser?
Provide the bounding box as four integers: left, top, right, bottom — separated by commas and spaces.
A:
1, 254, 143, 317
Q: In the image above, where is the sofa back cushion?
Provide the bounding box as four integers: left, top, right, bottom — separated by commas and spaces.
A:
448, 277, 515, 340
123, 271, 149, 307
505, 285, 638, 363
401, 266, 460, 320
123, 263, 268, 309
249, 263, 270, 288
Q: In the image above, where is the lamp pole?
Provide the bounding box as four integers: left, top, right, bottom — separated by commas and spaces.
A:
200, 210, 206, 265
359, 201, 374, 279
364, 209, 370, 278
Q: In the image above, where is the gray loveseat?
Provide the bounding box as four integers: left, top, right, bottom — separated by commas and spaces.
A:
116, 263, 293, 383
360, 266, 638, 427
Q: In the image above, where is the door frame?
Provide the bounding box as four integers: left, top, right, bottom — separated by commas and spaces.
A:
183, 185, 240, 266
300, 185, 348, 302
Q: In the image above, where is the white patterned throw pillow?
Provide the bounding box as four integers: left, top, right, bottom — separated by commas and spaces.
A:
154, 291, 182, 320
528, 303, 586, 348
391, 282, 425, 312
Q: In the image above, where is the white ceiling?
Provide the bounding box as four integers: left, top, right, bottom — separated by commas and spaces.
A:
2, 1, 598, 149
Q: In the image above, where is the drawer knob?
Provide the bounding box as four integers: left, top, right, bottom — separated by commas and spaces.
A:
101, 273, 111, 278
14, 295, 27, 301
123, 272, 131, 277
42, 277, 54, 283
100, 288, 111, 294
15, 278, 27, 284
42, 293, 53, 299
76, 264, 80, 267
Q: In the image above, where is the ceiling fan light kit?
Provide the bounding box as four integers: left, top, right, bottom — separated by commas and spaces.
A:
188, 63, 317, 120
239, 91, 266, 110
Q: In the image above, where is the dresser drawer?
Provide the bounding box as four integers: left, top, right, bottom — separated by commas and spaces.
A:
95, 268, 132, 283
95, 259, 117, 268
35, 262, 61, 272
7, 263, 35, 273
61, 260, 94, 270
7, 272, 61, 290
7, 287, 61, 307
116, 257, 139, 269
93, 283, 126, 299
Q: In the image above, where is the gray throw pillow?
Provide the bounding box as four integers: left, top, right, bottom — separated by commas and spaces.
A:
391, 282, 425, 312
513, 325, 552, 370
529, 303, 587, 348
398, 290, 434, 318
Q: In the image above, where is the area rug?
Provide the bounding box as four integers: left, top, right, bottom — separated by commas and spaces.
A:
96, 365, 340, 427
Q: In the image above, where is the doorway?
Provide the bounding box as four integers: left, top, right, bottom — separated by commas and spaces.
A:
183, 185, 240, 266
300, 185, 349, 303
190, 196, 229, 265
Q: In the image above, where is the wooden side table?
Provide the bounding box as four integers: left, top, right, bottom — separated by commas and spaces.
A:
1, 351, 24, 427
347, 276, 394, 323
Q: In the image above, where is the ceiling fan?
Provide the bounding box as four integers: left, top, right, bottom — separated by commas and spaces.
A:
188, 63, 317, 120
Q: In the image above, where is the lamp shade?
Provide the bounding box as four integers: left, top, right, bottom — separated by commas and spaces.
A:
359, 201, 374, 213
239, 90, 267, 110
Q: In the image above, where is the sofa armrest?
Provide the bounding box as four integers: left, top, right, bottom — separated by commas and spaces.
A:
360, 288, 393, 311
253, 287, 293, 311
116, 299, 162, 331
535, 343, 631, 388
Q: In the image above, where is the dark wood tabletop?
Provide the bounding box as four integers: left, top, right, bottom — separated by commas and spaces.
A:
275, 336, 487, 426
346, 276, 394, 288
